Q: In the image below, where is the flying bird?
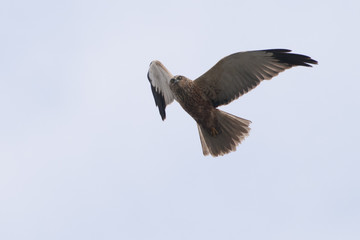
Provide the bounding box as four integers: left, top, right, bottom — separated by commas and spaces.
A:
147, 49, 317, 157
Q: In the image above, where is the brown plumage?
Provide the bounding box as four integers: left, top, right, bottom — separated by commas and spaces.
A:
148, 49, 318, 157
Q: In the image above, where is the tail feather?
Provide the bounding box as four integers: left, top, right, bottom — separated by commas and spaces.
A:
197, 110, 251, 157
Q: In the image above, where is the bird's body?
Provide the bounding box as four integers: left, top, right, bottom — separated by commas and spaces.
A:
170, 77, 219, 135
147, 49, 317, 157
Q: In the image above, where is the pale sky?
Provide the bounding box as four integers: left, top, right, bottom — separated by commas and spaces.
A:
1, 0, 359, 239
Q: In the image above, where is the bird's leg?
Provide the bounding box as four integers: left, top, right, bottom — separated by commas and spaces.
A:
210, 127, 219, 137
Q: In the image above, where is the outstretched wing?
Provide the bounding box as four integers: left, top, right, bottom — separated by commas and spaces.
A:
194, 49, 318, 107
147, 60, 174, 120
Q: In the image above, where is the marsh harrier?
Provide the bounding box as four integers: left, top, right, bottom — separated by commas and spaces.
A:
148, 49, 317, 157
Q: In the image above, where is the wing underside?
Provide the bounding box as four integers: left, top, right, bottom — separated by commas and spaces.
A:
194, 49, 318, 107
147, 61, 174, 120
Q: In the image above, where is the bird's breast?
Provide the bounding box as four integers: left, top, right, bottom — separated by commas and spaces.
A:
170, 81, 215, 124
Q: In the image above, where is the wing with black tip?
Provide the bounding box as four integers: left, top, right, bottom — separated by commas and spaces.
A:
147, 60, 174, 120
194, 49, 318, 107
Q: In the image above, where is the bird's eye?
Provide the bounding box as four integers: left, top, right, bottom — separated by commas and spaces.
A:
177, 76, 182, 80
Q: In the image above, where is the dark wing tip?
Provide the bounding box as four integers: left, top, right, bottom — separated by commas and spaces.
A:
264, 49, 318, 67
147, 72, 166, 120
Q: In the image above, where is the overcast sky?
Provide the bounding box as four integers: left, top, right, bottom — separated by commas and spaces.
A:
1, 0, 359, 239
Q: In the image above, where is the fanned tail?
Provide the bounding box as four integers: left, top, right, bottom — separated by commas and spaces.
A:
197, 110, 251, 157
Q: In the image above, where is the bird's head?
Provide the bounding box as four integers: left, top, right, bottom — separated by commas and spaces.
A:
170, 75, 184, 84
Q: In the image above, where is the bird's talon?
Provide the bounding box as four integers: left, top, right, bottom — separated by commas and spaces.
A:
210, 127, 219, 136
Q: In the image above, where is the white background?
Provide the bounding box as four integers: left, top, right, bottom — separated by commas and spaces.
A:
1, 0, 359, 239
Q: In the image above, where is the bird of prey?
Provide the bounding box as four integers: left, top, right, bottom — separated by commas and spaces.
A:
147, 49, 317, 157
